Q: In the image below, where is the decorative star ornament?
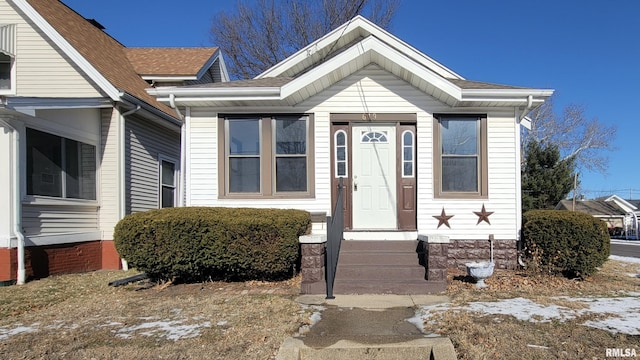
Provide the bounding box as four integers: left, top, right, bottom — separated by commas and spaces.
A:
474, 204, 494, 225
433, 208, 454, 229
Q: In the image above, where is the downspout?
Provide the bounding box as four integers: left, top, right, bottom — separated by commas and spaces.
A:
519, 95, 534, 120
0, 119, 25, 285
118, 104, 140, 271
169, 94, 186, 207
516, 95, 534, 267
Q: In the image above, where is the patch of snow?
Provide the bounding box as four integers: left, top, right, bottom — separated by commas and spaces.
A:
216, 320, 228, 326
116, 318, 212, 341
297, 305, 325, 335
609, 255, 640, 264
0, 324, 39, 340
419, 295, 640, 335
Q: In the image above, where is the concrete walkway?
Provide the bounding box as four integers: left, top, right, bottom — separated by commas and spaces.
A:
276, 294, 457, 360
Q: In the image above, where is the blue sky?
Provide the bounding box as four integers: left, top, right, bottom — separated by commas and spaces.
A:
62, 0, 640, 200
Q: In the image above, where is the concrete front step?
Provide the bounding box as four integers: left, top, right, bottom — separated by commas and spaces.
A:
338, 251, 420, 265
276, 336, 457, 360
331, 279, 446, 295
335, 264, 426, 280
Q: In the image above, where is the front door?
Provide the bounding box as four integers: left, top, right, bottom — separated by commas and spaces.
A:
351, 125, 397, 229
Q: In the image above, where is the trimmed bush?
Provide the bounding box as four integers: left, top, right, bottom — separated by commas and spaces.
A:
522, 210, 610, 277
114, 207, 311, 282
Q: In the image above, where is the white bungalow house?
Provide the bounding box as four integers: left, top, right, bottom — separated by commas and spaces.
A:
148, 16, 553, 293
0, 0, 227, 284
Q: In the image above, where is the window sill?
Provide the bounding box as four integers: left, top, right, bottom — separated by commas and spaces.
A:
23, 195, 99, 207
0, 89, 15, 96
434, 192, 488, 200
219, 192, 315, 200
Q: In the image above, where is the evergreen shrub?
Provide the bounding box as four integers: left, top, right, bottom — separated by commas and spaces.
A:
114, 207, 311, 282
522, 210, 609, 277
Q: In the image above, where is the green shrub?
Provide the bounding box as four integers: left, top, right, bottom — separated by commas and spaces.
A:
522, 210, 610, 277
114, 207, 311, 282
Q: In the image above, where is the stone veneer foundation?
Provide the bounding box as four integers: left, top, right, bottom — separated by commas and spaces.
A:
447, 239, 518, 270
298, 235, 519, 293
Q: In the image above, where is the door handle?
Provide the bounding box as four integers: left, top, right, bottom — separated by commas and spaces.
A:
353, 181, 358, 191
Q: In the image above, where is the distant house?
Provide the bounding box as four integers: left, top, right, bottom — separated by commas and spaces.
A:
148, 16, 553, 293
0, 0, 227, 284
556, 195, 639, 239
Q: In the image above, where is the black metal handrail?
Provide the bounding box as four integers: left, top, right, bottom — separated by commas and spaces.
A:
325, 177, 344, 299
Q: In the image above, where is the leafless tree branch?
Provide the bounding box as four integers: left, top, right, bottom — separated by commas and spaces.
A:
523, 95, 617, 174
210, 0, 400, 79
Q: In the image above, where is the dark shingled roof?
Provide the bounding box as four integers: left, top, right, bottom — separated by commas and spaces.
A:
556, 199, 627, 216
180, 77, 294, 89
449, 79, 526, 90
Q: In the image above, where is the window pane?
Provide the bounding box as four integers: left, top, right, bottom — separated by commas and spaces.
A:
336, 132, 345, 146
403, 147, 413, 161
276, 118, 306, 155
229, 120, 260, 155
441, 119, 478, 155
0, 54, 10, 90
361, 131, 388, 143
276, 157, 307, 192
403, 162, 413, 177
161, 160, 175, 186
337, 147, 346, 161
442, 157, 478, 192
337, 162, 346, 177
27, 128, 62, 197
162, 186, 175, 208
403, 131, 413, 146
66, 140, 96, 200
229, 157, 260, 192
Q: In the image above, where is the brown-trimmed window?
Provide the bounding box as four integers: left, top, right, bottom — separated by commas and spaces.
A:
434, 115, 487, 198
222, 115, 313, 197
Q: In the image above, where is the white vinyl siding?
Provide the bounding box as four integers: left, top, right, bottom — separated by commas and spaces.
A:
99, 108, 119, 240
22, 204, 98, 236
0, 1, 102, 97
186, 65, 521, 240
126, 116, 180, 213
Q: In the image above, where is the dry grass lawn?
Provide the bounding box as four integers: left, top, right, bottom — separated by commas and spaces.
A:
435, 259, 640, 359
0, 271, 310, 359
0, 259, 638, 359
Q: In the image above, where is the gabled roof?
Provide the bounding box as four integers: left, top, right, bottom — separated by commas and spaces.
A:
556, 199, 627, 217
596, 195, 638, 212
125, 47, 223, 80
150, 16, 553, 111
13, 0, 177, 120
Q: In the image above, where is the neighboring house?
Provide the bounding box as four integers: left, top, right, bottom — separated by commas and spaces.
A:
0, 0, 227, 284
556, 198, 627, 230
148, 16, 553, 293
556, 195, 639, 239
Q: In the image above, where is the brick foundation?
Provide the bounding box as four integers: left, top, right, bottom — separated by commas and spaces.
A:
447, 239, 517, 270
0, 240, 122, 282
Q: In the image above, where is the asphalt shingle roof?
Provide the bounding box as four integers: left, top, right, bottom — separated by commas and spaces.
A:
125, 48, 218, 77
26, 0, 177, 117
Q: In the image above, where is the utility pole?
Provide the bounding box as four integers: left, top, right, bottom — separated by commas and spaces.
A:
572, 173, 578, 211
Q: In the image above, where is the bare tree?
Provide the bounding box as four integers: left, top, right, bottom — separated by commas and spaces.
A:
522, 95, 617, 174
210, 0, 400, 80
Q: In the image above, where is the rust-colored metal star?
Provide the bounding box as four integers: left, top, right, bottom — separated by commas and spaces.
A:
474, 204, 494, 225
433, 208, 454, 229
